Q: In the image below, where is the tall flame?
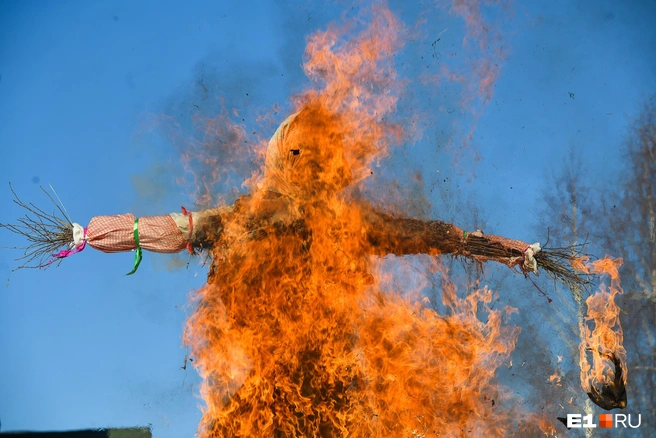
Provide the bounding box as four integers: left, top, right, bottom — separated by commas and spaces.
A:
576, 257, 628, 410
182, 3, 555, 437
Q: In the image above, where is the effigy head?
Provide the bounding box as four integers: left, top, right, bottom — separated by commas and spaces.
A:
259, 104, 353, 199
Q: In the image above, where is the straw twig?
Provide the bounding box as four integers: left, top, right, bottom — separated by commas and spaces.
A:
0, 183, 74, 270
459, 229, 593, 293
535, 242, 593, 295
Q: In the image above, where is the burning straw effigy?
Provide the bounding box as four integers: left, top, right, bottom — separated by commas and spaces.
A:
1, 6, 627, 437
2, 108, 623, 434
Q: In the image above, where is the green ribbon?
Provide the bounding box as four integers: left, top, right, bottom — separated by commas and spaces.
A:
126, 219, 143, 276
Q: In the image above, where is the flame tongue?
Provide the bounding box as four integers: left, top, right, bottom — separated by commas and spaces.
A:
576, 257, 628, 410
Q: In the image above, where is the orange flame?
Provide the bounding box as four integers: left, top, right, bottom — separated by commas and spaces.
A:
576, 257, 628, 410
185, 255, 541, 436
181, 3, 556, 437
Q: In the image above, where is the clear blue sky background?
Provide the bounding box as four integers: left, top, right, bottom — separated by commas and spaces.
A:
1, 1, 654, 436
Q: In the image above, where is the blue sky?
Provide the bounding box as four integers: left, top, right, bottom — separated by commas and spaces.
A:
1, 0, 655, 436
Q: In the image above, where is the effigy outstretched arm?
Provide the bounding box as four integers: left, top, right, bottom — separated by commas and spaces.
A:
358, 203, 541, 274
358, 203, 590, 290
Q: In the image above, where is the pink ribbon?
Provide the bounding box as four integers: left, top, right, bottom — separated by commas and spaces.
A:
41, 227, 87, 267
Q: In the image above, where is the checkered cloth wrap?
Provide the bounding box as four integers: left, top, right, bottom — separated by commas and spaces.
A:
87, 214, 188, 253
